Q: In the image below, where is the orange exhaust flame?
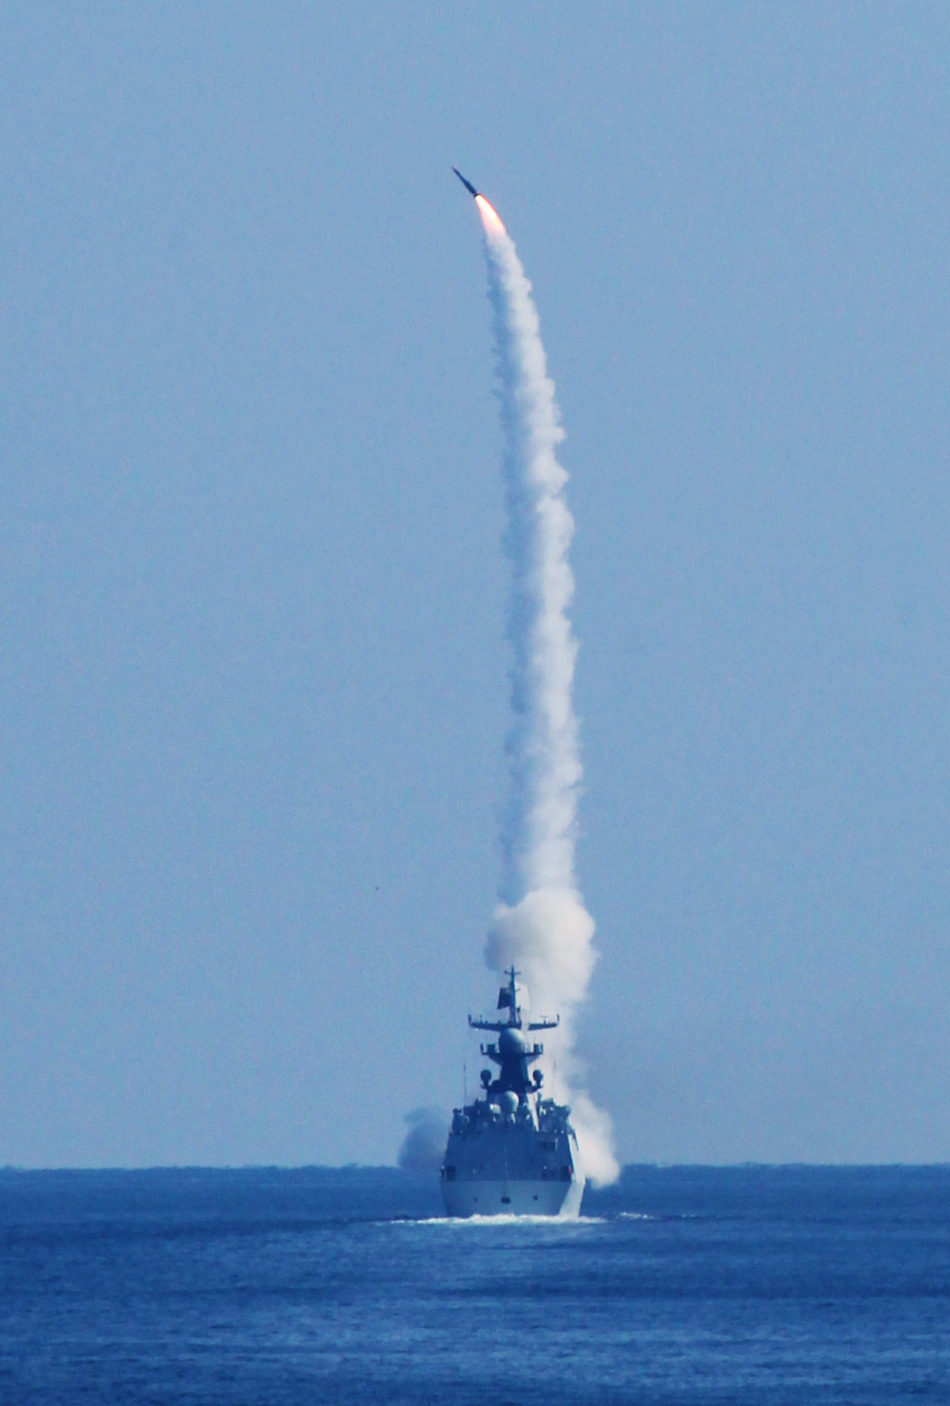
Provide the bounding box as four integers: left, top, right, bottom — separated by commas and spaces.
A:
475, 193, 507, 235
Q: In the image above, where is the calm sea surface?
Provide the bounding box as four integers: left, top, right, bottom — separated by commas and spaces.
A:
1, 1165, 948, 1404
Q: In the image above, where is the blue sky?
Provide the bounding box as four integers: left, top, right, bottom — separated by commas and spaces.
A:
2, 2, 950, 1165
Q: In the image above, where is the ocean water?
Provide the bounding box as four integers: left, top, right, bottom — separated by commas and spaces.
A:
1, 1165, 949, 1404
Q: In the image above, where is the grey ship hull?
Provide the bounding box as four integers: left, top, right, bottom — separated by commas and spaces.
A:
441, 1173, 584, 1218
441, 1094, 584, 1219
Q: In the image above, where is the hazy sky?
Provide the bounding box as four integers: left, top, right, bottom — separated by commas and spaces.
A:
3, 2, 950, 1166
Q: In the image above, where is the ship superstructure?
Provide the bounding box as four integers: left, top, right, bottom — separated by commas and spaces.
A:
440, 968, 584, 1217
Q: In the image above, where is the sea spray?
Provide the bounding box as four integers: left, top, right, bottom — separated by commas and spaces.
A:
475, 194, 619, 1187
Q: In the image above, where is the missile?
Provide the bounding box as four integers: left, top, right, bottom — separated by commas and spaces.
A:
452, 167, 479, 198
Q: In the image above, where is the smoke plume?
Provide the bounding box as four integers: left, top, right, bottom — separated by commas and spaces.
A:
398, 1107, 448, 1172
475, 195, 619, 1187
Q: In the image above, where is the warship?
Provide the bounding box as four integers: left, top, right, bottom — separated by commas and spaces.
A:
440, 968, 585, 1217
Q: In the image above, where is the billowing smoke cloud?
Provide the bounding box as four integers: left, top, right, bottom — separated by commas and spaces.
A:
475, 195, 619, 1187
397, 1107, 448, 1172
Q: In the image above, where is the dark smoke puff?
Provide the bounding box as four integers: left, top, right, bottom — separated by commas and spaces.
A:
397, 1107, 447, 1172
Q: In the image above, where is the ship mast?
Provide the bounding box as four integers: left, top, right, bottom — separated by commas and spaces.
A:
468, 969, 559, 1102
468, 967, 559, 1034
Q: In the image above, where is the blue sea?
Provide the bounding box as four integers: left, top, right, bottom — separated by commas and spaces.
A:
1, 1165, 948, 1403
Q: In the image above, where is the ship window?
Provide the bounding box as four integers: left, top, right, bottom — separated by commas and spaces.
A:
444, 1166, 456, 1181
560, 1166, 571, 1181
501, 1196, 511, 1204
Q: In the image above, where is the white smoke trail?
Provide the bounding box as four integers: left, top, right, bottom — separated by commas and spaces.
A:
474, 195, 619, 1187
